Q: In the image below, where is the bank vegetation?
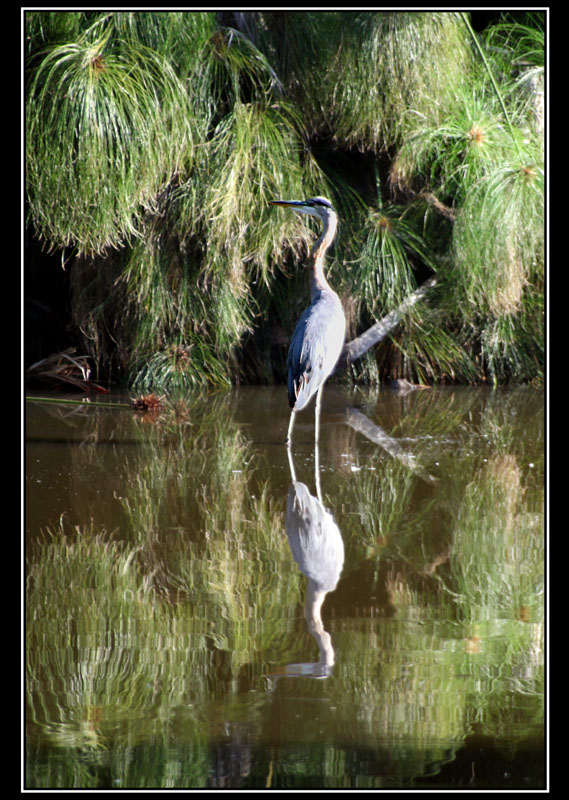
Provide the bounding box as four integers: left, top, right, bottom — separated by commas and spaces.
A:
25, 11, 545, 390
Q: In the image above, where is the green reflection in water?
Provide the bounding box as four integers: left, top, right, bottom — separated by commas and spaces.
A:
25, 387, 545, 789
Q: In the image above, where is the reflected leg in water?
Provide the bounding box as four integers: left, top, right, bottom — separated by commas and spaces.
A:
286, 408, 297, 444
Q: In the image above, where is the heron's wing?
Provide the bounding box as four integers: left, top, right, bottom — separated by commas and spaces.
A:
287, 306, 318, 409
287, 290, 345, 411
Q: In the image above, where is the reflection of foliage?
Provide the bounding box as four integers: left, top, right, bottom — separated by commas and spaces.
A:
325, 385, 544, 739
25, 507, 297, 786
26, 524, 210, 732
115, 400, 303, 669
340, 459, 425, 570
26, 386, 545, 788
449, 453, 544, 626
27, 395, 301, 787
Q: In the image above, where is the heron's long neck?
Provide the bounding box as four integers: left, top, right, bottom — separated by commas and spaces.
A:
308, 213, 337, 300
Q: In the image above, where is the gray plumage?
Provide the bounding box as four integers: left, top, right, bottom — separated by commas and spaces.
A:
285, 481, 344, 593
287, 287, 345, 411
269, 197, 346, 442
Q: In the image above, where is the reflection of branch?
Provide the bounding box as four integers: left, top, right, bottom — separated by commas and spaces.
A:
335, 276, 438, 371
345, 406, 436, 485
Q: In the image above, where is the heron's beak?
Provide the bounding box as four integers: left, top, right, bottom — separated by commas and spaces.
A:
269, 200, 313, 218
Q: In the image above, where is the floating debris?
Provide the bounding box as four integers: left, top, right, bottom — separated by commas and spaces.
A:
130, 393, 165, 412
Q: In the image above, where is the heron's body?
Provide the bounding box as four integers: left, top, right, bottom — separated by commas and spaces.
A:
287, 287, 345, 412
269, 196, 346, 442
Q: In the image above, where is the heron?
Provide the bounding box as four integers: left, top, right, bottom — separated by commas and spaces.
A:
269, 197, 346, 444
273, 444, 344, 681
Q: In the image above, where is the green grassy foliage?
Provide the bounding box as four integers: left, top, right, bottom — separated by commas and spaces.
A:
25, 11, 545, 388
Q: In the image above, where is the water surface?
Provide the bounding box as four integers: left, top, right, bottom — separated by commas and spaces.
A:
25, 385, 545, 789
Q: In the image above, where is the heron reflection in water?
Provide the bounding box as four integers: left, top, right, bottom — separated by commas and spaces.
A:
266, 444, 344, 687
268, 197, 346, 444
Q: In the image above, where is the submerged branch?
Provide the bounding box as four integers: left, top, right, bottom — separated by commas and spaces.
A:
336, 276, 438, 371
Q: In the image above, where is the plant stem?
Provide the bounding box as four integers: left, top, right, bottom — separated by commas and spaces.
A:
25, 396, 132, 409
461, 12, 522, 160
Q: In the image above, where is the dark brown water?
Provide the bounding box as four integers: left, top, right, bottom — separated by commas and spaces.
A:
25, 385, 545, 789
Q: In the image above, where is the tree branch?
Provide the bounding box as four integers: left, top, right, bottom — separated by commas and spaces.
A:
336, 276, 438, 371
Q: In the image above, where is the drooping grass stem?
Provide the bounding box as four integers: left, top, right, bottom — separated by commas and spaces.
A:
461, 12, 522, 161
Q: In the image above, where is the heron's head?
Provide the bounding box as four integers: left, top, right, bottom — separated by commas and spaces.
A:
269, 196, 336, 223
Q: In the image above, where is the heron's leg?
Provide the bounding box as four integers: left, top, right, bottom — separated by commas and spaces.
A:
314, 384, 324, 443
286, 409, 297, 444
315, 437, 323, 503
